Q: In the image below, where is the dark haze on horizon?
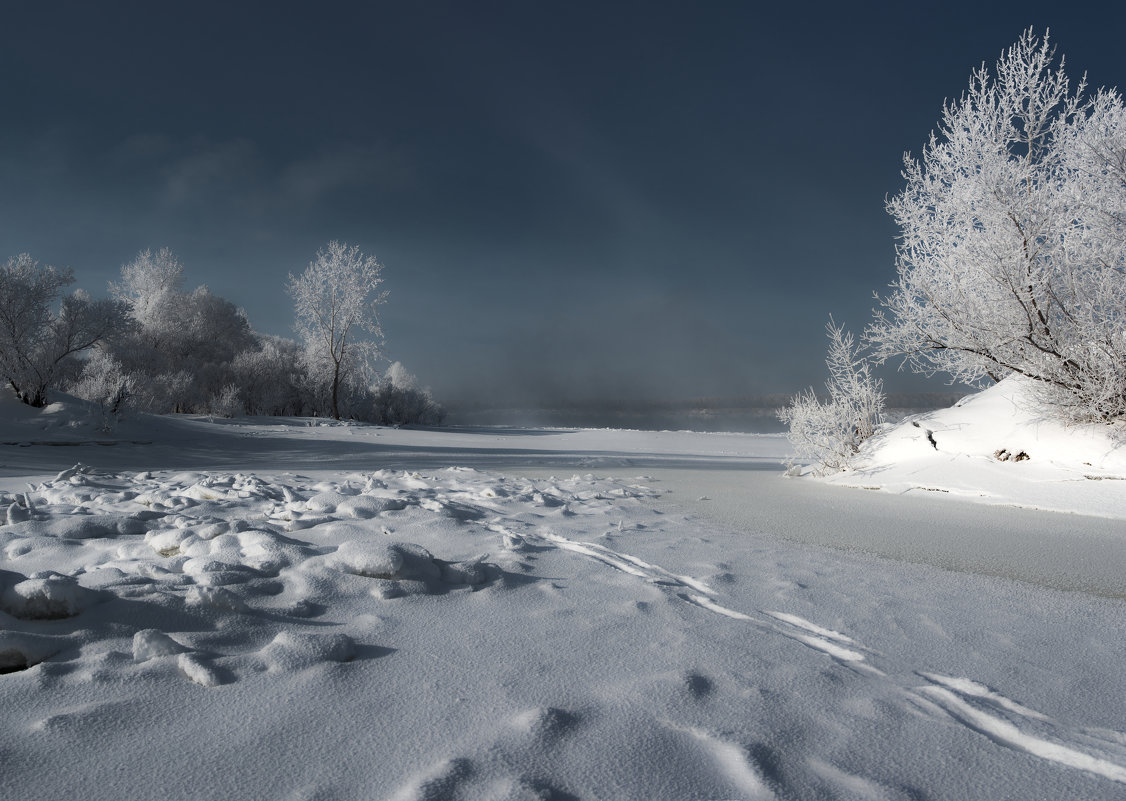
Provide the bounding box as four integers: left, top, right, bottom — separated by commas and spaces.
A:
3, 1, 1123, 407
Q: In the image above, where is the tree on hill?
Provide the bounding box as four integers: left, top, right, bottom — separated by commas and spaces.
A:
868, 29, 1126, 421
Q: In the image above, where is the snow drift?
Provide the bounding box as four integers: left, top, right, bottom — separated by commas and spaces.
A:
823, 376, 1126, 518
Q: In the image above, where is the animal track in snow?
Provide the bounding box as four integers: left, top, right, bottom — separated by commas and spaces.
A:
683, 671, 714, 699
513, 705, 582, 744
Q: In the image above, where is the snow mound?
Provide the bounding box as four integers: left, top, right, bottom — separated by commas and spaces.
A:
0, 571, 107, 619
338, 494, 408, 517
259, 631, 357, 671
325, 539, 498, 596
326, 540, 407, 578
826, 377, 1126, 517
132, 629, 190, 662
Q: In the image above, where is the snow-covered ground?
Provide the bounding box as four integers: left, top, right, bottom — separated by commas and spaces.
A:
825, 376, 1126, 519
2, 391, 1125, 800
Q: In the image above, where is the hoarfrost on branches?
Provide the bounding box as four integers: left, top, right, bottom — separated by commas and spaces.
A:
70, 351, 134, 431
868, 29, 1126, 421
109, 247, 185, 345
288, 241, 387, 420
108, 248, 256, 413
779, 319, 885, 475
208, 383, 242, 419
0, 254, 128, 407
367, 361, 445, 426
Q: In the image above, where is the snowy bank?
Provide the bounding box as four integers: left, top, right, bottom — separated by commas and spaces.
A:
822, 377, 1126, 519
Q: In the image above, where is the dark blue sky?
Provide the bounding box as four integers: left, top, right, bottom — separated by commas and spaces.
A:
3, 1, 1123, 404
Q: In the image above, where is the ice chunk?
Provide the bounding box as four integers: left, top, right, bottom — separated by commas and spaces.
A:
177, 653, 221, 686
6, 501, 31, 525
186, 586, 250, 612
133, 629, 190, 662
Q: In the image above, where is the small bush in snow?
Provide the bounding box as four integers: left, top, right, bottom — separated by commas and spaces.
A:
209, 384, 242, 419
69, 351, 134, 431
367, 362, 445, 426
779, 320, 885, 475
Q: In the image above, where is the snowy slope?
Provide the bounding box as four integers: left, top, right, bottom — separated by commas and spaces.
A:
824, 376, 1126, 518
1, 400, 1125, 800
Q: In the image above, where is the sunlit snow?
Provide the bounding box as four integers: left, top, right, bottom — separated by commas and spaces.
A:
1, 385, 1124, 800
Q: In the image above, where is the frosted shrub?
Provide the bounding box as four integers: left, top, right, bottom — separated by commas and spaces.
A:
779, 320, 885, 475
69, 351, 134, 432
209, 384, 242, 419
128, 370, 192, 414
231, 336, 304, 416
368, 362, 445, 426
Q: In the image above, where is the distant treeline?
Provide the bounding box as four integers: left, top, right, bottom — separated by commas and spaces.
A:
0, 245, 443, 428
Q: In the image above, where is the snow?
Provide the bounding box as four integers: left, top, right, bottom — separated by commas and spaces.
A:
0, 390, 1124, 800
825, 375, 1126, 518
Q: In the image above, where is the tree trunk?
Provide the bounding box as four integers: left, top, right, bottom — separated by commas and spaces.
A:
331, 361, 341, 420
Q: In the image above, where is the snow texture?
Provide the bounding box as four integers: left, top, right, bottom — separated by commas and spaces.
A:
0, 392, 1124, 799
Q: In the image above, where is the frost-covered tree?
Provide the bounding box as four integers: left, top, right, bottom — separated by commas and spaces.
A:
231, 335, 305, 416
110, 247, 185, 348
869, 30, 1126, 421
779, 319, 885, 475
0, 254, 128, 406
109, 249, 256, 413
288, 241, 387, 420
